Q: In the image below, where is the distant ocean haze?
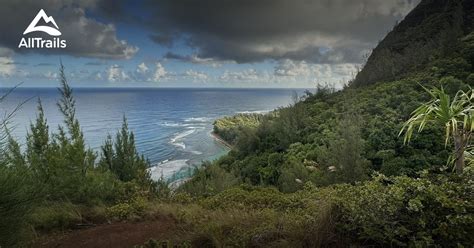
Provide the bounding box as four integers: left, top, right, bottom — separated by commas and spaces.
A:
1, 87, 304, 182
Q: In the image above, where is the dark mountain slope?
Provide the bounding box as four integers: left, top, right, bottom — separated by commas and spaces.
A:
353, 0, 474, 86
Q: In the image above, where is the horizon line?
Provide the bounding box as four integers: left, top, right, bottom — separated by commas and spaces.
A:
1, 86, 314, 90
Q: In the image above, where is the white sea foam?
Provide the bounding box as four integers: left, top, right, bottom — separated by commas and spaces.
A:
160, 122, 182, 127
236, 110, 270, 114
186, 126, 206, 130
173, 142, 186, 149
184, 117, 210, 122
170, 129, 195, 143
159, 121, 195, 127
149, 159, 189, 180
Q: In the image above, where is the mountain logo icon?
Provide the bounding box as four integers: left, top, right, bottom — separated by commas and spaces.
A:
23, 9, 61, 36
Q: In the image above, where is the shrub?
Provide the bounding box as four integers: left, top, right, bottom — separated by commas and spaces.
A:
332, 173, 474, 247
201, 185, 300, 211
30, 202, 82, 232
179, 163, 239, 197
213, 113, 265, 145
106, 196, 147, 220
0, 167, 39, 246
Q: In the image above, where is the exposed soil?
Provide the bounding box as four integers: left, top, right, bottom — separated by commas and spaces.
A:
34, 215, 187, 248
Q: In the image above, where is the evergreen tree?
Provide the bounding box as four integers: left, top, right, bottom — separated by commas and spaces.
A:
100, 117, 153, 186
54, 63, 95, 178
26, 98, 51, 180
4, 134, 26, 169
99, 134, 114, 172
331, 116, 370, 183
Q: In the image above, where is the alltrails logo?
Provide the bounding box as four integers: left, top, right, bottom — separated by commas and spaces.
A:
18, 9, 67, 49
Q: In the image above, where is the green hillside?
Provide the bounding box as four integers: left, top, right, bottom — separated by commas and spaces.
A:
176, 0, 474, 245
1, 0, 473, 247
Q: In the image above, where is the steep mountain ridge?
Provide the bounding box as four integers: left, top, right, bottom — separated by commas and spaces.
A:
353, 0, 474, 86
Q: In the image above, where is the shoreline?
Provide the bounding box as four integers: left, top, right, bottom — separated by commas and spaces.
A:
167, 132, 232, 189
210, 131, 233, 149
150, 130, 233, 188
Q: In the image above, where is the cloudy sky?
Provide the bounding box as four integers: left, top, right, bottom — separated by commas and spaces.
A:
0, 0, 420, 88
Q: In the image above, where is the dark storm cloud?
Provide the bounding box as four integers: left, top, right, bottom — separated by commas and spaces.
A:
149, 34, 174, 47
0, 0, 137, 59
144, 0, 420, 63
163, 52, 186, 61
163, 52, 224, 67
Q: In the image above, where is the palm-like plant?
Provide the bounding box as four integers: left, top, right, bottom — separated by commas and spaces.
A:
400, 85, 473, 174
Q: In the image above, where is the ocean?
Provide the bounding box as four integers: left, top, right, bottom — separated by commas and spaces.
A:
1, 87, 303, 182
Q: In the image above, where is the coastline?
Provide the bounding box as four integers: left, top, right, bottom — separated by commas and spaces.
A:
151, 130, 233, 189
210, 131, 233, 149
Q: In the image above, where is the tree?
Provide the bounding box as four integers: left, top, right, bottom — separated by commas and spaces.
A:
55, 63, 96, 178
4, 135, 26, 169
99, 117, 152, 187
400, 86, 473, 173
327, 115, 370, 184
26, 98, 51, 180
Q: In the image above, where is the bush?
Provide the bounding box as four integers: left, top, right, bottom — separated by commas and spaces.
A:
332, 173, 474, 247
185, 172, 473, 247
30, 202, 82, 232
179, 163, 239, 197
0, 167, 39, 246
213, 113, 265, 145
106, 196, 147, 220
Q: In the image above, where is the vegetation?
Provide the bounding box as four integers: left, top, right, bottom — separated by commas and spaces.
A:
174, 4, 474, 245
213, 113, 266, 146
400, 86, 473, 173
0, 64, 165, 246
0, 0, 473, 247
99, 116, 154, 187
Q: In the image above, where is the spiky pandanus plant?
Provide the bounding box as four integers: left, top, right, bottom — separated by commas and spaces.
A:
400, 85, 473, 174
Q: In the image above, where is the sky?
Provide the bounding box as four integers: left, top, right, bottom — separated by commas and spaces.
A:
0, 0, 420, 88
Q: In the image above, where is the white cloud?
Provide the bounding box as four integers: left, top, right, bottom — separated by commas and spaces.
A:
184, 70, 208, 81
212, 60, 360, 87
272, 59, 359, 87
107, 64, 129, 82
137, 62, 149, 74
69, 10, 139, 59
274, 59, 311, 77
43, 71, 58, 79
0, 56, 15, 77
186, 55, 223, 68
220, 69, 261, 82
150, 62, 167, 82
0, 47, 15, 77
164, 52, 225, 67
95, 72, 103, 80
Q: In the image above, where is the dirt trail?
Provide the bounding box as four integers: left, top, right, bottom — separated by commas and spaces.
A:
35, 215, 183, 248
